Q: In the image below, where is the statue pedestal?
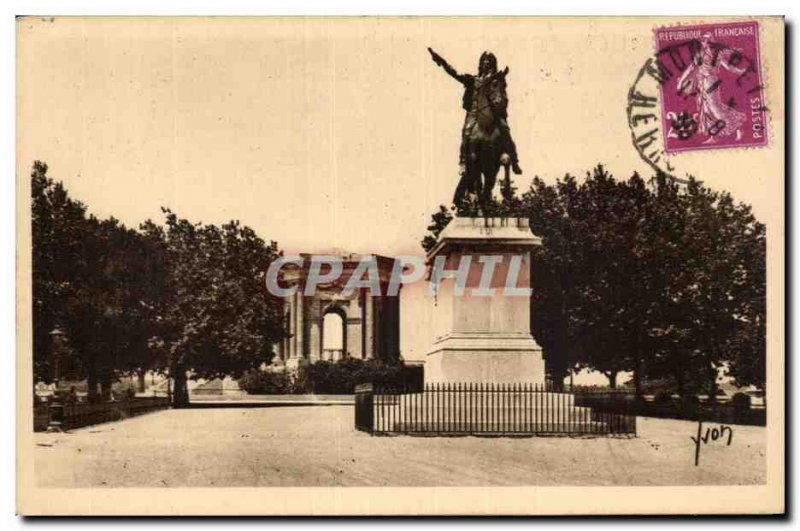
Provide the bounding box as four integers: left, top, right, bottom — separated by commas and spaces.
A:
425, 217, 545, 385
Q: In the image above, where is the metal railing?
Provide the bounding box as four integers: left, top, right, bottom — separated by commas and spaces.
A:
573, 391, 766, 427
354, 383, 374, 432
355, 383, 636, 436
34, 396, 170, 431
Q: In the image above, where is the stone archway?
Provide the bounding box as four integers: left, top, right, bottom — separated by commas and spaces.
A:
274, 251, 402, 370
321, 306, 347, 361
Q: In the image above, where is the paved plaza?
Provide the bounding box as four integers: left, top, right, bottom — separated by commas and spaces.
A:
34, 406, 766, 487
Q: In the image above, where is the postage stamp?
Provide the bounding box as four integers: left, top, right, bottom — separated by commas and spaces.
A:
654, 21, 768, 154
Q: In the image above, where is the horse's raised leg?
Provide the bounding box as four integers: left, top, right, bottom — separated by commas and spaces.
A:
452, 172, 470, 207
500, 163, 513, 201
453, 149, 481, 208
479, 147, 499, 210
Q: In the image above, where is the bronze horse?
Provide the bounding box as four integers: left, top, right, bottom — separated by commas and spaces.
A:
428, 48, 522, 210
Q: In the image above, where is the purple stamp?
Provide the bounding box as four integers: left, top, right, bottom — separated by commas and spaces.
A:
654, 21, 768, 154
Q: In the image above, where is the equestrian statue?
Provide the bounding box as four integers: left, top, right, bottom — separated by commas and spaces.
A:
428, 48, 523, 210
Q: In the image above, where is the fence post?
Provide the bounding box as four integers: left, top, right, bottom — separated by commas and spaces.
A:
354, 383, 374, 434
47, 395, 64, 432
351, 382, 637, 437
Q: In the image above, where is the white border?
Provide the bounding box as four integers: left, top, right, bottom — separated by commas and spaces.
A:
4, 1, 796, 529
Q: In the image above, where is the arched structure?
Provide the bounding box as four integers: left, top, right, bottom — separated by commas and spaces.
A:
321, 306, 346, 361
274, 251, 401, 370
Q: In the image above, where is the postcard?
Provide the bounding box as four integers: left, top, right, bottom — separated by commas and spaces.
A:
16, 16, 784, 515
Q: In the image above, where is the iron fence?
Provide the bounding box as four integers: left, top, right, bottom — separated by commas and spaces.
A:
573, 391, 766, 427
34, 396, 170, 431
355, 382, 636, 436
354, 383, 374, 432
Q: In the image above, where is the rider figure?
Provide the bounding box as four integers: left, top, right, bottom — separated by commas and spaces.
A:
428, 48, 523, 178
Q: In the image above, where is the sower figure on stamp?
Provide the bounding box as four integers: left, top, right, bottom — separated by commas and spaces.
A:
678, 32, 748, 144
428, 47, 522, 210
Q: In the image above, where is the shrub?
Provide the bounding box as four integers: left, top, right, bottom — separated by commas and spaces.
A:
55, 387, 80, 404
238, 358, 423, 395
677, 394, 700, 416
639, 378, 678, 397
654, 391, 674, 404
732, 392, 752, 409
292, 366, 313, 394
112, 385, 136, 401
238, 369, 298, 394
306, 358, 423, 394
680, 395, 700, 406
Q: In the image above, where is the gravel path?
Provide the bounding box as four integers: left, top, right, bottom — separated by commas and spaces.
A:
34, 405, 766, 487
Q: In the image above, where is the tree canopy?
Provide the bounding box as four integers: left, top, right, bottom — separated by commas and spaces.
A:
141, 210, 285, 406
31, 161, 286, 405
422, 165, 767, 396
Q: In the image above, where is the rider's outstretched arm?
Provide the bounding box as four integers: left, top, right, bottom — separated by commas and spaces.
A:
428, 47, 468, 84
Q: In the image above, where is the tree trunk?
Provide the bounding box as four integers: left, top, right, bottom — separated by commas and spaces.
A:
708, 368, 718, 405
607, 371, 618, 389
100, 376, 112, 402
552, 369, 565, 392
171, 367, 190, 408
137, 370, 146, 393
673, 344, 685, 397
633, 367, 643, 399
87, 367, 99, 404
676, 369, 685, 398
632, 325, 644, 400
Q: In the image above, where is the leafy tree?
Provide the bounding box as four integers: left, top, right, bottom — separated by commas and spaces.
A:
564, 168, 652, 389
421, 165, 767, 397
520, 175, 588, 387
64, 216, 163, 399
31, 162, 162, 399
421, 205, 453, 253
726, 219, 766, 391
31, 161, 90, 383
667, 177, 766, 398
143, 210, 285, 407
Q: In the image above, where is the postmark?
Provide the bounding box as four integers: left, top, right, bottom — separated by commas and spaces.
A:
627, 20, 769, 180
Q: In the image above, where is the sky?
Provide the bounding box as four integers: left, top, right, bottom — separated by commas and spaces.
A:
17, 17, 784, 374
18, 17, 783, 259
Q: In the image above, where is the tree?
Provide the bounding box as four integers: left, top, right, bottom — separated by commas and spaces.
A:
31, 162, 289, 405
421, 164, 767, 397
726, 218, 766, 391
421, 205, 453, 253
674, 178, 766, 397
31, 162, 163, 399
144, 210, 285, 407
31, 161, 91, 384
31, 161, 60, 382
521, 167, 652, 391
520, 175, 588, 387
566, 168, 652, 390
64, 216, 163, 399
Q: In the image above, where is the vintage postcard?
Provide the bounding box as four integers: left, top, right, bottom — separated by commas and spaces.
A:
16, 16, 784, 515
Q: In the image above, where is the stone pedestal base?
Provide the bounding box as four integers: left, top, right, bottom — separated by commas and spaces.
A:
424, 217, 545, 386
425, 332, 544, 384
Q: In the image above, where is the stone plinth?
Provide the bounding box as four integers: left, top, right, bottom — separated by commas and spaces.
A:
425, 217, 545, 385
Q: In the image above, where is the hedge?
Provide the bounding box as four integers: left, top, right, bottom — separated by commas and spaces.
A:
238, 358, 423, 395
